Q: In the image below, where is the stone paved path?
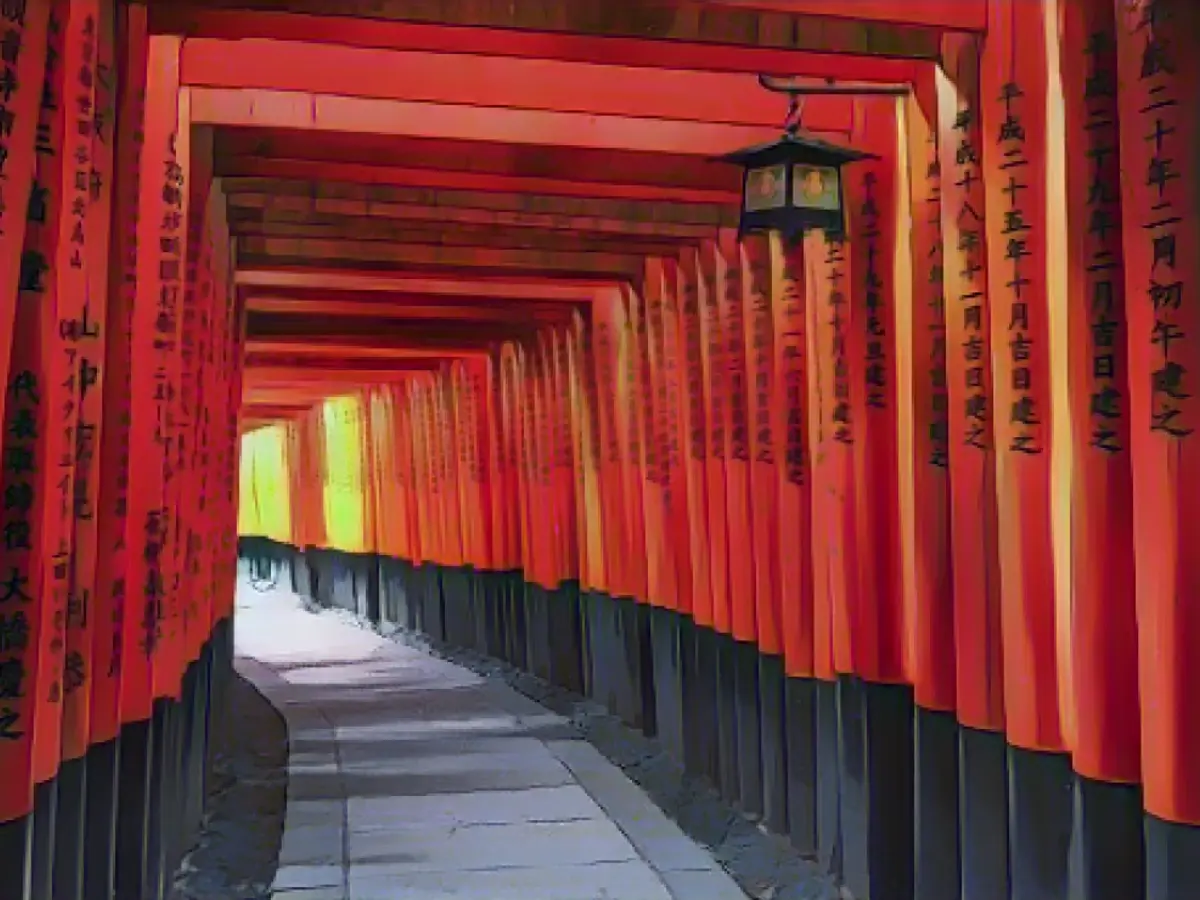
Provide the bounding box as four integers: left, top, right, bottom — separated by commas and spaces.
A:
234, 577, 748, 900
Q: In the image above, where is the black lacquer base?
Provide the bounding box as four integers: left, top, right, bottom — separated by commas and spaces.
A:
0, 806, 32, 900
683, 621, 719, 785
732, 639, 763, 818
914, 707, 960, 900
713, 632, 740, 805
30, 777, 57, 900
784, 676, 817, 856
50, 756, 85, 900
649, 606, 685, 766
960, 725, 1011, 900
1069, 774, 1144, 900
758, 653, 788, 834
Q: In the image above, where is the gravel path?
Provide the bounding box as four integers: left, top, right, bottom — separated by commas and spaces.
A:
171, 673, 288, 900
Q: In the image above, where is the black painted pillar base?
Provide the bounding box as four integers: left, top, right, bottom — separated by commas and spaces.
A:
620, 597, 652, 733
836, 678, 915, 900
426, 565, 447, 643
0, 807, 32, 900
714, 632, 740, 805
524, 582, 552, 682
475, 569, 500, 657
1146, 814, 1200, 900
784, 676, 817, 856
1008, 745, 1073, 900
960, 725, 1010, 900
815, 677, 841, 878
365, 553, 383, 625
649, 606, 685, 766
30, 777, 57, 900
143, 699, 171, 900
584, 591, 617, 714
759, 653, 788, 834
504, 571, 528, 671
1069, 774, 1144, 900
83, 736, 120, 900
548, 580, 585, 694
683, 621, 719, 786
448, 566, 474, 649
634, 601, 657, 738
51, 755, 86, 900
733, 639, 763, 818
914, 707, 961, 900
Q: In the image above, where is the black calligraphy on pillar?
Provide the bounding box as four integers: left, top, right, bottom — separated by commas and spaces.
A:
683, 275, 706, 464
140, 508, 163, 655
725, 258, 750, 463
657, 291, 677, 496
32, 11, 58, 159
996, 80, 1043, 455
597, 324, 618, 466
827, 238, 852, 444
1082, 28, 1128, 453
749, 257, 774, 465
640, 302, 662, 486
157, 132, 185, 466
952, 103, 990, 452
1130, 2, 1191, 438
925, 134, 950, 468
704, 266, 726, 460
858, 171, 888, 411
60, 14, 98, 536
0, 13, 28, 241
0, 369, 39, 737
780, 251, 806, 485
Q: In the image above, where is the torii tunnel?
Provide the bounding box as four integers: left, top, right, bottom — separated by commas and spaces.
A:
0, 0, 1198, 898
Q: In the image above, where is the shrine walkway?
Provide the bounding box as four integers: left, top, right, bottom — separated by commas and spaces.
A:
232, 572, 747, 900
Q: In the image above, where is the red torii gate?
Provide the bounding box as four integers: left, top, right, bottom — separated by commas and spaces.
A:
0, 2, 1196, 900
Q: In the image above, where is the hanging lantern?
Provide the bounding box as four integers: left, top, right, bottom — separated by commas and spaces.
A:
717, 77, 886, 240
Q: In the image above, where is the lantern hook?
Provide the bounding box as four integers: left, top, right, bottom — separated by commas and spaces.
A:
757, 74, 830, 136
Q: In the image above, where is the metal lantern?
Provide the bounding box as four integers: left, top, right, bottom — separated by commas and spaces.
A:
717, 77, 888, 241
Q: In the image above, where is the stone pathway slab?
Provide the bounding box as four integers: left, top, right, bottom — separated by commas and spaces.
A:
234, 578, 746, 900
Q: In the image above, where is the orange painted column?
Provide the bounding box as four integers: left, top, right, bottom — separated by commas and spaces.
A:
1059, 0, 1141, 788
1115, 0, 1200, 845
742, 236, 781, 660
0, 0, 56, 825
90, 0, 144, 751
805, 229, 857, 678
695, 245, 731, 643
937, 35, 1006, 743
618, 286, 648, 607
639, 264, 674, 612
981, 0, 1063, 760
661, 265, 692, 622
677, 252, 711, 632
62, 0, 113, 766
125, 33, 182, 717
771, 233, 813, 682
715, 231, 756, 647
28, 0, 101, 790
155, 40, 189, 704
903, 82, 956, 717
0, 0, 49, 442
846, 99, 904, 687
802, 229, 836, 686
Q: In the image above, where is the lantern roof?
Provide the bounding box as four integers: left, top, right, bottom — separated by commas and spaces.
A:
716, 130, 877, 168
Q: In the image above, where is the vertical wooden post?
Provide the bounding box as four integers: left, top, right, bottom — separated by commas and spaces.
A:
902, 74, 961, 900
1114, 2, 1200, 896
937, 32, 1010, 900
